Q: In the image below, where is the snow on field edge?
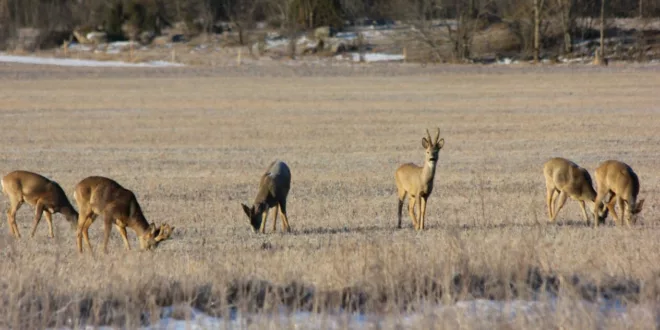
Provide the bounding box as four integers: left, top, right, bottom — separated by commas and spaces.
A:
0, 53, 184, 68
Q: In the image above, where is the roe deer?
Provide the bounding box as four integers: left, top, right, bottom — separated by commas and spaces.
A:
543, 157, 609, 225
1, 170, 78, 238
73, 176, 175, 254
241, 160, 291, 233
592, 160, 644, 228
395, 128, 445, 230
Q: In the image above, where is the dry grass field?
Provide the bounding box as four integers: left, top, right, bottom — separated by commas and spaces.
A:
0, 62, 659, 329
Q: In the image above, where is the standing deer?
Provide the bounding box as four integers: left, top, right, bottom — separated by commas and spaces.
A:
241, 160, 291, 233
1, 170, 78, 238
74, 176, 175, 254
543, 157, 609, 225
395, 128, 445, 231
592, 160, 644, 228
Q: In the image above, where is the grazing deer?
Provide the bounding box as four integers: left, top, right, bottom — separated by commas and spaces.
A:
543, 157, 609, 225
241, 160, 291, 233
592, 160, 644, 228
1, 170, 78, 238
395, 128, 445, 230
73, 176, 175, 254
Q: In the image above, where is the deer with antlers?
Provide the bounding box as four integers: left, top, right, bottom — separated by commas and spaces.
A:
592, 160, 644, 228
241, 160, 292, 233
395, 128, 445, 231
543, 157, 610, 225
73, 176, 175, 254
1, 170, 78, 238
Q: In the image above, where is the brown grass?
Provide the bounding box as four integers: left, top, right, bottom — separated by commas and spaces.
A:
0, 62, 659, 328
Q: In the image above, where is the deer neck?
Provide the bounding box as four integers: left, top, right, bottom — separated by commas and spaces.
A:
129, 211, 150, 236
421, 160, 437, 187
60, 205, 79, 222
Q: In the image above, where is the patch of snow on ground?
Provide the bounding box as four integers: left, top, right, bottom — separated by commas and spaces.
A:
0, 53, 184, 68
341, 52, 405, 62
46, 298, 658, 330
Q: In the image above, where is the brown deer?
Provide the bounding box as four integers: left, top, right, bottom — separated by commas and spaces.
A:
241, 160, 291, 233
395, 128, 445, 231
543, 157, 609, 225
592, 160, 644, 228
1, 170, 78, 238
73, 176, 175, 254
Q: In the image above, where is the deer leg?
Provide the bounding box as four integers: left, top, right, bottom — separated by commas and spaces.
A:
397, 189, 407, 229
44, 211, 54, 238
102, 212, 113, 254
82, 215, 96, 254
279, 201, 291, 233
75, 210, 88, 253
115, 224, 130, 250
271, 206, 279, 233
6, 198, 22, 238
419, 196, 428, 230
29, 202, 45, 238
407, 196, 418, 229
618, 198, 631, 228
546, 188, 557, 222
259, 209, 269, 234
578, 200, 590, 225
551, 191, 568, 222
605, 195, 619, 225
415, 195, 422, 231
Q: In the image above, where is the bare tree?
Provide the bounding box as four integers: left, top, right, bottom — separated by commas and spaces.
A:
554, 0, 575, 54
599, 0, 604, 59
223, 0, 260, 45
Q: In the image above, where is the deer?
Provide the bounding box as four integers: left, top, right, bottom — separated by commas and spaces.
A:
592, 160, 644, 228
395, 128, 445, 231
1, 170, 78, 239
543, 157, 610, 225
73, 176, 175, 254
241, 160, 291, 233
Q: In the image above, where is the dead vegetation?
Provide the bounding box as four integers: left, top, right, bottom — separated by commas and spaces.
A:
0, 64, 658, 328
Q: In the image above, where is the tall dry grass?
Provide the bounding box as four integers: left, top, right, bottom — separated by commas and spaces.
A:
0, 63, 658, 328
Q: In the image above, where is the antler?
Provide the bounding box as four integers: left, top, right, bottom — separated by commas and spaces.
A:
426, 129, 432, 143
435, 127, 440, 144
155, 224, 175, 242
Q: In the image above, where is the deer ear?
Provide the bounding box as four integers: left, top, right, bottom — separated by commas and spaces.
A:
422, 138, 430, 149
241, 204, 251, 217
149, 223, 157, 235
634, 199, 645, 214
437, 138, 445, 149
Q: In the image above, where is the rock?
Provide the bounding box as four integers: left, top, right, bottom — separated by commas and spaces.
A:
139, 31, 156, 44
314, 26, 332, 40
86, 31, 107, 44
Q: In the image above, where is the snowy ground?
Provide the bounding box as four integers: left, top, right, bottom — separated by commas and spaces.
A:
46, 298, 658, 330
0, 53, 183, 68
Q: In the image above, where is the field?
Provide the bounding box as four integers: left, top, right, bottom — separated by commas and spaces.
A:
0, 62, 659, 329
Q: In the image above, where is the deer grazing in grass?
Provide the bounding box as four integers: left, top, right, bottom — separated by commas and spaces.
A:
543, 157, 609, 225
395, 128, 445, 231
73, 176, 175, 254
592, 160, 644, 228
241, 160, 291, 233
1, 170, 78, 238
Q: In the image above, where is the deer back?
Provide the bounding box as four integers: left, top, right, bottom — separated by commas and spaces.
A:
2, 170, 75, 212
544, 158, 597, 201
254, 161, 291, 207
595, 160, 640, 199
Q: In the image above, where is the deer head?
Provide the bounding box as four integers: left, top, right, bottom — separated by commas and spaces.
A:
241, 203, 266, 233
422, 128, 445, 165
140, 223, 175, 250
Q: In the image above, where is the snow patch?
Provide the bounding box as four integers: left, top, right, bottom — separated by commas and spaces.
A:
0, 53, 184, 68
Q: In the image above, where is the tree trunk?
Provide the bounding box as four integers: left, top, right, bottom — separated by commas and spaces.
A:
600, 0, 605, 59
534, 0, 540, 62
639, 0, 643, 18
